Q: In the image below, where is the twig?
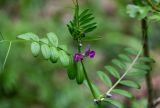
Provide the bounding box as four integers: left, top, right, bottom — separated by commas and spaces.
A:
153, 97, 160, 107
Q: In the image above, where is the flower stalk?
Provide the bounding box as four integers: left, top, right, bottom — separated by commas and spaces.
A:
77, 41, 101, 108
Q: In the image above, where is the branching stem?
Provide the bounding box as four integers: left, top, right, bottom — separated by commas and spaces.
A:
101, 48, 142, 100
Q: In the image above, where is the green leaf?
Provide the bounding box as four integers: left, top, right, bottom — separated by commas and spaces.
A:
124, 48, 138, 55
127, 71, 147, 76
133, 64, 151, 71
79, 9, 90, 19
92, 83, 101, 96
133, 0, 143, 5
97, 71, 112, 87
120, 80, 140, 89
105, 99, 123, 108
84, 26, 97, 33
17, 32, 39, 41
138, 57, 155, 63
126, 4, 151, 20
67, 24, 73, 35
47, 32, 58, 47
118, 54, 131, 62
105, 66, 120, 78
50, 47, 59, 63
76, 62, 84, 84
149, 13, 160, 22
41, 44, 51, 59
17, 33, 31, 41
40, 38, 49, 44
112, 89, 133, 98
127, 5, 140, 18
79, 13, 92, 22
84, 81, 101, 96
80, 17, 95, 26
112, 59, 126, 69
59, 45, 68, 52
59, 50, 70, 66
31, 42, 40, 57
67, 59, 77, 80
82, 22, 97, 29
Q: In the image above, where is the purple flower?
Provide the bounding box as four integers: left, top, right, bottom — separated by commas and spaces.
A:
89, 50, 96, 58
74, 53, 83, 62
85, 48, 96, 58
85, 48, 91, 57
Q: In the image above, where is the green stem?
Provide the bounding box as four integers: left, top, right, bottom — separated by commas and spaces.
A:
2, 41, 12, 71
102, 48, 142, 100
77, 42, 102, 108
77, 44, 96, 99
141, 18, 154, 108
0, 39, 71, 55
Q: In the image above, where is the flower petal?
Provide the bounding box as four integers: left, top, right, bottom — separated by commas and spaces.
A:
89, 51, 96, 58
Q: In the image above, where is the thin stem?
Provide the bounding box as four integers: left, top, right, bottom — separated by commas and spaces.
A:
77, 42, 102, 108
101, 48, 142, 100
2, 41, 12, 71
77, 44, 97, 99
81, 61, 97, 98
0, 39, 71, 55
141, 18, 154, 108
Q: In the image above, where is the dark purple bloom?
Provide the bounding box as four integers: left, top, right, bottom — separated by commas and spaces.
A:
74, 53, 83, 62
89, 50, 95, 58
85, 48, 91, 57
85, 48, 96, 58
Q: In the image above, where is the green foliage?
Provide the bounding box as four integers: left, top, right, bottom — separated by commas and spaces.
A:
84, 81, 101, 97
31, 42, 40, 57
76, 62, 84, 84
17, 32, 39, 41
17, 32, 70, 66
47, 32, 58, 47
17, 31, 86, 85
111, 59, 126, 69
41, 44, 51, 59
104, 99, 123, 108
119, 80, 140, 89
1, 0, 158, 108
126, 4, 151, 20
112, 89, 133, 98
50, 47, 59, 63
105, 66, 120, 79
97, 71, 112, 87
67, 58, 77, 80
59, 50, 70, 66
149, 12, 160, 22
67, 2, 97, 40
96, 48, 154, 108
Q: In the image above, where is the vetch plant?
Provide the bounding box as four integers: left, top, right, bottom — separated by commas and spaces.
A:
0, 0, 160, 108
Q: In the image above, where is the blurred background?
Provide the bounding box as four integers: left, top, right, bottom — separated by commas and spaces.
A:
0, 0, 160, 108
